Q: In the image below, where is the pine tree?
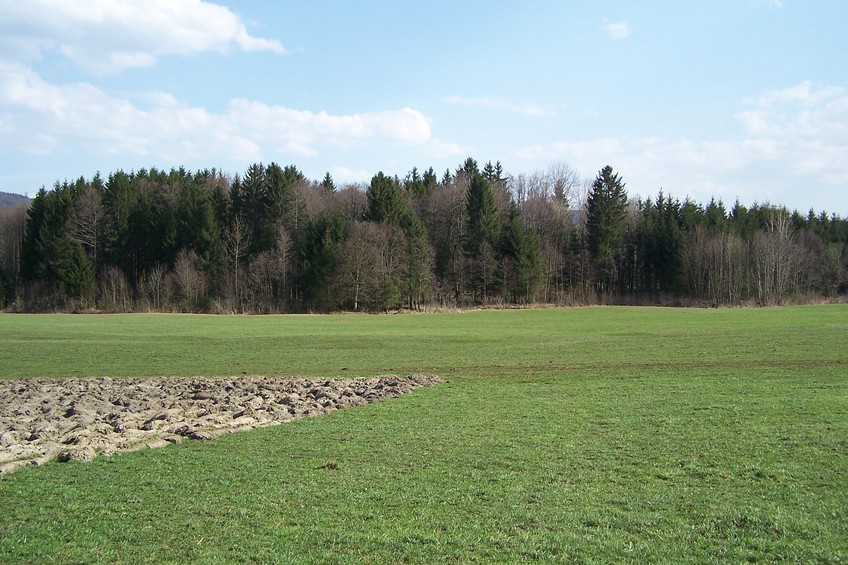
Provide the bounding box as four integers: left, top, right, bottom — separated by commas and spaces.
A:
637, 192, 683, 293
465, 169, 500, 302
321, 172, 335, 192
365, 172, 406, 225
440, 168, 452, 186
20, 184, 94, 304
586, 166, 628, 292
299, 213, 347, 310
501, 203, 542, 303
366, 172, 431, 309
422, 167, 438, 195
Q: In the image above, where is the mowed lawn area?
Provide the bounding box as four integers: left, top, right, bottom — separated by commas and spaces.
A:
0, 306, 846, 563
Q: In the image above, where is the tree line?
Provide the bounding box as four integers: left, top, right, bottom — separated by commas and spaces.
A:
1, 158, 846, 312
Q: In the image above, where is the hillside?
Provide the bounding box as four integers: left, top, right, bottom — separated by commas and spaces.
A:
0, 191, 30, 208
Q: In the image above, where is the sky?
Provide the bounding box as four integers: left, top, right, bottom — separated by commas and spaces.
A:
1, 0, 847, 214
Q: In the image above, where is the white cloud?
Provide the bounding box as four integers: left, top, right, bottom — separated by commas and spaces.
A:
0, 62, 432, 164
602, 20, 630, 41
331, 166, 372, 184
445, 96, 551, 116
226, 100, 431, 151
423, 139, 468, 159
751, 81, 844, 109
0, 0, 285, 73
514, 82, 848, 210
516, 137, 767, 204
737, 82, 848, 140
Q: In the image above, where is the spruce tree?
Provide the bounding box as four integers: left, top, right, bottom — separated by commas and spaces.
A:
365, 172, 405, 225
465, 170, 500, 302
321, 172, 335, 192
586, 166, 628, 292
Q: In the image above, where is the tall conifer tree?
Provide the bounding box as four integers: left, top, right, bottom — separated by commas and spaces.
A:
586, 166, 628, 292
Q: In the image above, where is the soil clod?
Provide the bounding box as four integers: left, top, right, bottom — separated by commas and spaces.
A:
1, 374, 441, 475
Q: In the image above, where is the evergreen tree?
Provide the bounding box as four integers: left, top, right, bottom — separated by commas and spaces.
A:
175, 175, 219, 270
321, 172, 335, 192
729, 200, 754, 238
465, 168, 500, 302
299, 213, 347, 310
482, 161, 497, 181
422, 167, 438, 195
704, 198, 727, 231
20, 185, 94, 304
501, 203, 543, 303
465, 172, 498, 256
440, 168, 452, 186
19, 187, 50, 286
402, 219, 431, 309
586, 166, 628, 292
101, 170, 137, 282
11, 157, 848, 311
232, 163, 265, 253
637, 192, 683, 293
482, 160, 506, 185
404, 167, 425, 198
366, 171, 431, 308
62, 242, 95, 301
266, 163, 305, 241
365, 172, 406, 225
133, 170, 178, 274
458, 157, 479, 178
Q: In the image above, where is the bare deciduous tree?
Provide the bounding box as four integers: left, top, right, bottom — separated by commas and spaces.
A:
222, 215, 250, 311
242, 226, 293, 312
753, 209, 798, 305
334, 222, 404, 311
98, 265, 131, 311
173, 249, 206, 311
547, 162, 582, 208
424, 181, 468, 305
275, 228, 294, 305
336, 184, 368, 224
141, 263, 169, 311
335, 222, 379, 311
684, 226, 748, 306
70, 187, 104, 267
511, 162, 582, 209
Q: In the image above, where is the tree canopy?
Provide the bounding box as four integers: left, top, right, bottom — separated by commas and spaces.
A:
1, 159, 846, 312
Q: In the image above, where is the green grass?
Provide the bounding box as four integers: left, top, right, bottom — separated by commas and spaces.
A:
0, 306, 846, 563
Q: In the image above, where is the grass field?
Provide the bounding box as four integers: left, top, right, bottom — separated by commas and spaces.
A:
0, 306, 846, 563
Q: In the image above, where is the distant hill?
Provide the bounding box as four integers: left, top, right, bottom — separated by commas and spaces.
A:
0, 192, 31, 208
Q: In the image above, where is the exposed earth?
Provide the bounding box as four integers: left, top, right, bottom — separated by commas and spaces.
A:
0, 374, 441, 475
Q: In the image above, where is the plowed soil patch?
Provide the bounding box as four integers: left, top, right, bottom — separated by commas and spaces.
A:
0, 374, 441, 475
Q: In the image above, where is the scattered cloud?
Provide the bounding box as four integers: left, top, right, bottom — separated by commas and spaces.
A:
602, 20, 631, 41
514, 82, 848, 210
736, 82, 848, 142
744, 83, 848, 189
423, 139, 468, 159
517, 137, 762, 203
0, 0, 285, 74
445, 96, 551, 116
0, 62, 432, 163
331, 166, 373, 184
226, 100, 431, 154
749, 81, 844, 108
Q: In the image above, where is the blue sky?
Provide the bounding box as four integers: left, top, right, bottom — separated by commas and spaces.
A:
1, 0, 846, 214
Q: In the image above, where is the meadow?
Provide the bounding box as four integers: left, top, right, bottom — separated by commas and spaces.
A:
0, 306, 846, 563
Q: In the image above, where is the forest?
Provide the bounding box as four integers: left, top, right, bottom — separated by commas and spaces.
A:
1, 158, 846, 312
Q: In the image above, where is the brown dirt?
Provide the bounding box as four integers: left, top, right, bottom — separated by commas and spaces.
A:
0, 374, 441, 475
